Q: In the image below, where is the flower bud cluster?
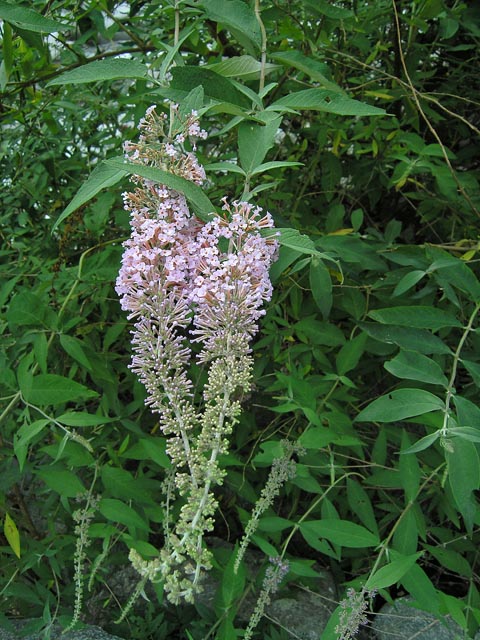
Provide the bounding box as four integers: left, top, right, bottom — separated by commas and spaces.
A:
115, 105, 278, 605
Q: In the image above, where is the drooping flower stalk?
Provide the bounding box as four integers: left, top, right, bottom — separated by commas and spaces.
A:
115, 105, 278, 606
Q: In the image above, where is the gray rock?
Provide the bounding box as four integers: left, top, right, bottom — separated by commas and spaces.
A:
372, 599, 466, 640
0, 620, 123, 640
268, 588, 336, 640
196, 537, 337, 637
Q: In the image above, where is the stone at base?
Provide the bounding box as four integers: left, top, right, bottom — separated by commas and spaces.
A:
0, 620, 123, 640
372, 598, 465, 640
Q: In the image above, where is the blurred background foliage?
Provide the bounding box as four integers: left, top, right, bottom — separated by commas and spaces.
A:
1, 0, 480, 638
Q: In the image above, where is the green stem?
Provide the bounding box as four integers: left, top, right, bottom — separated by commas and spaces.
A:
254, 0, 267, 94
364, 463, 444, 586
441, 301, 480, 437
280, 471, 362, 557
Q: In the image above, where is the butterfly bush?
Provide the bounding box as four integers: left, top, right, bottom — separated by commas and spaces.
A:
115, 105, 278, 605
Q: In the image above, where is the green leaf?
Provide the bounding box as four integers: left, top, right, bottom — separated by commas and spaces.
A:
60, 335, 93, 372
205, 162, 246, 175
122, 438, 170, 468
446, 437, 479, 533
1, 22, 13, 89
250, 534, 279, 558
0, 1, 69, 33
355, 389, 444, 422
462, 359, 480, 387
23, 374, 98, 406
424, 544, 472, 579
385, 350, 448, 386
101, 467, 156, 504
99, 499, 149, 532
56, 412, 117, 427
288, 559, 323, 578
336, 332, 367, 376
36, 468, 85, 498
401, 564, 440, 615
393, 270, 426, 296
250, 160, 303, 176
346, 478, 378, 536
359, 322, 451, 355
53, 161, 125, 231
4, 513, 21, 558
309, 257, 332, 319
270, 88, 386, 116
366, 552, 423, 590
47, 59, 149, 86
299, 427, 336, 449
14, 419, 50, 471
238, 117, 281, 174
393, 509, 418, 555
257, 517, 293, 532
200, 0, 261, 49
300, 519, 379, 548
453, 395, 480, 427
304, 0, 354, 19
400, 431, 440, 454
368, 306, 462, 331
171, 66, 251, 109
6, 291, 56, 329
399, 431, 421, 502
33, 333, 48, 374
206, 55, 279, 80
266, 228, 315, 255
448, 427, 480, 444
271, 51, 342, 92
220, 546, 246, 609
265, 229, 338, 268
105, 157, 215, 220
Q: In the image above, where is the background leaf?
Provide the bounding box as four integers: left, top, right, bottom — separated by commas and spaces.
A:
0, 1, 68, 33
200, 0, 261, 49
47, 59, 150, 86
4, 513, 21, 558
369, 306, 462, 330
384, 350, 448, 386
300, 519, 379, 548
23, 374, 98, 405
271, 88, 386, 116
355, 389, 444, 422
105, 157, 215, 220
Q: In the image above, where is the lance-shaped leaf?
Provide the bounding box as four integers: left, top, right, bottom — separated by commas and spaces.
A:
53, 162, 125, 231
105, 158, 215, 220
47, 58, 150, 86
355, 389, 444, 422
271, 51, 343, 93
54, 157, 215, 231
0, 1, 69, 33
269, 88, 386, 116
171, 66, 251, 109
4, 513, 21, 558
200, 0, 261, 50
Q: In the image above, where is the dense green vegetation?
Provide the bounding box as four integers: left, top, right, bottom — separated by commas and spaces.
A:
1, 1, 480, 638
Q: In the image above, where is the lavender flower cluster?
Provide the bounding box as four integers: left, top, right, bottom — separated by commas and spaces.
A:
116, 106, 277, 352
115, 105, 278, 604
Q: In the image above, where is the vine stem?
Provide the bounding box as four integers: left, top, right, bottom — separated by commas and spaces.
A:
362, 463, 444, 587
441, 301, 480, 437
392, 0, 479, 219
254, 0, 267, 93
169, 0, 181, 138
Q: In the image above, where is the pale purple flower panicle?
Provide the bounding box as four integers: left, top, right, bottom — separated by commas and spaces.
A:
115, 104, 278, 606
